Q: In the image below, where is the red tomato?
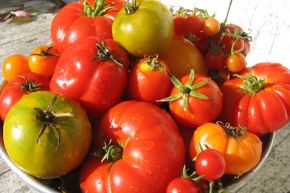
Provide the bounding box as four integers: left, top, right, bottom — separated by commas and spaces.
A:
127, 56, 171, 104
80, 101, 185, 193
50, 37, 129, 118
51, 0, 125, 52
2, 54, 30, 81
220, 63, 290, 135
0, 73, 49, 121
185, 15, 204, 36
173, 16, 188, 36
205, 50, 226, 70
195, 149, 226, 181
161, 70, 222, 128
166, 178, 199, 193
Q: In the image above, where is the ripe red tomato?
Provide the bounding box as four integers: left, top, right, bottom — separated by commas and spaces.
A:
173, 16, 188, 36
166, 178, 199, 193
80, 101, 185, 193
185, 15, 204, 36
220, 63, 290, 135
28, 45, 59, 77
195, 149, 226, 181
50, 37, 129, 118
2, 54, 30, 81
0, 73, 49, 121
161, 70, 222, 128
51, 0, 124, 52
128, 56, 171, 104
205, 50, 226, 70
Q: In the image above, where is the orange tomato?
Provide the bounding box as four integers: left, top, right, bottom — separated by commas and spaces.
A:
189, 122, 262, 175
2, 54, 30, 81
28, 46, 59, 78
160, 36, 207, 79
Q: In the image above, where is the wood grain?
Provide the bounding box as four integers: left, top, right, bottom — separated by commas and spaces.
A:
0, 0, 290, 192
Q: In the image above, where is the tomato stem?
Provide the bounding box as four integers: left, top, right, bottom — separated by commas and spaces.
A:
17, 76, 45, 92
217, 121, 247, 138
235, 74, 265, 95
209, 181, 214, 193
30, 47, 60, 57
83, 0, 109, 17
101, 140, 123, 162
222, 0, 234, 26
124, 0, 139, 15
145, 55, 164, 71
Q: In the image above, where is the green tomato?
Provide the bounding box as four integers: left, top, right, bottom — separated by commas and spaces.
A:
112, 0, 173, 57
3, 91, 92, 178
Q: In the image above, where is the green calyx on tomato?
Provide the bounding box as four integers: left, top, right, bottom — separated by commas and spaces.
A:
124, 0, 139, 14
95, 41, 124, 67
100, 140, 123, 162
235, 74, 265, 95
141, 55, 165, 71
83, 0, 110, 17
159, 69, 209, 111
18, 76, 45, 92
216, 121, 247, 138
30, 46, 59, 57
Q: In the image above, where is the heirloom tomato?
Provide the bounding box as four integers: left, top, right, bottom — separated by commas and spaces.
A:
50, 37, 129, 118
112, 0, 173, 57
160, 36, 206, 79
160, 70, 222, 128
3, 91, 92, 178
190, 122, 262, 175
28, 46, 59, 77
80, 101, 185, 193
127, 55, 171, 104
2, 54, 30, 81
0, 72, 49, 121
220, 63, 290, 135
51, 0, 125, 52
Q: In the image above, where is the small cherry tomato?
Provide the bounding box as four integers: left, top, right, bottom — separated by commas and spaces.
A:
195, 149, 226, 181
204, 17, 220, 36
173, 16, 188, 36
166, 178, 199, 193
128, 55, 171, 104
2, 54, 30, 81
186, 15, 205, 36
205, 50, 226, 70
225, 52, 247, 73
28, 46, 60, 78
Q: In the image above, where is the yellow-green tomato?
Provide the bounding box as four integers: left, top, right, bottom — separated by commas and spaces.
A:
3, 91, 92, 178
112, 0, 173, 57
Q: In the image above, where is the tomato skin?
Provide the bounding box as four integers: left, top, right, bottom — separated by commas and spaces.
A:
203, 17, 220, 36
82, 101, 185, 193
173, 16, 188, 36
205, 50, 226, 70
220, 63, 290, 135
28, 46, 59, 77
160, 36, 207, 79
185, 15, 204, 36
51, 1, 122, 53
225, 52, 247, 73
2, 54, 30, 81
166, 178, 199, 193
195, 149, 225, 181
50, 38, 129, 118
0, 73, 49, 121
128, 57, 171, 104
3, 91, 92, 178
112, 0, 173, 57
190, 123, 262, 175
169, 75, 222, 129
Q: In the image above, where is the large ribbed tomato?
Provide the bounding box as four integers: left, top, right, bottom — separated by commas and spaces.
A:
220, 63, 290, 135
80, 101, 185, 193
190, 122, 262, 175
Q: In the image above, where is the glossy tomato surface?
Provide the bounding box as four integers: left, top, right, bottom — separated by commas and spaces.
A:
2, 54, 30, 81
80, 101, 185, 193
3, 91, 92, 178
50, 37, 129, 118
220, 63, 290, 135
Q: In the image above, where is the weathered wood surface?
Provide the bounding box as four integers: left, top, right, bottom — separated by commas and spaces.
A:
0, 0, 290, 192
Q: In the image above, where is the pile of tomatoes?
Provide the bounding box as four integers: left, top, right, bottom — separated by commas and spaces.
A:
1, 0, 290, 193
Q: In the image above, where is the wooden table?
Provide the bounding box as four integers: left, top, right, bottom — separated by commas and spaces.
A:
0, 0, 290, 192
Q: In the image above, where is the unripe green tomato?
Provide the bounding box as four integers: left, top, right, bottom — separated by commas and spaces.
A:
112, 0, 173, 57
3, 91, 92, 178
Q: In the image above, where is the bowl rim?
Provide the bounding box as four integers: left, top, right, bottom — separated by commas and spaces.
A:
0, 79, 276, 193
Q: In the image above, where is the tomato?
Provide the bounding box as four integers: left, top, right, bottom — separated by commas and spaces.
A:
28, 46, 59, 77
203, 17, 220, 36
127, 55, 171, 104
166, 178, 199, 193
209, 68, 231, 85
50, 38, 129, 118
160, 70, 222, 129
195, 149, 225, 181
220, 63, 290, 135
185, 15, 205, 36
160, 36, 207, 79
112, 0, 173, 57
51, 0, 124, 52
3, 91, 92, 178
225, 52, 247, 73
80, 101, 185, 193
190, 122, 262, 175
205, 50, 226, 70
173, 16, 188, 36
2, 54, 30, 81
0, 73, 49, 121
